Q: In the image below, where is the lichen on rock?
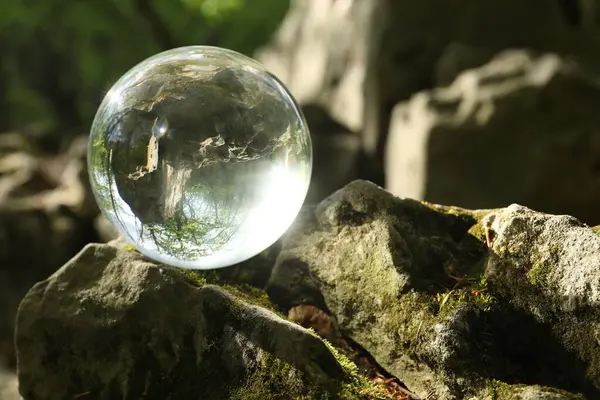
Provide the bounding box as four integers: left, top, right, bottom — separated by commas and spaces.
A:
482, 205, 600, 395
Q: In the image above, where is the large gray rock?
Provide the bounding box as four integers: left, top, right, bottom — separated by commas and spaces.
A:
386, 50, 600, 225
268, 180, 597, 399
15, 240, 352, 400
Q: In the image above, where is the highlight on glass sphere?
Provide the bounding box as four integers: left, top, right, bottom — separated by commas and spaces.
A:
88, 46, 312, 269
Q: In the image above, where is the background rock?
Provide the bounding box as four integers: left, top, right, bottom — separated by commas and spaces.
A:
93, 215, 119, 243
257, 0, 600, 188
386, 49, 600, 225
268, 180, 598, 399
301, 104, 361, 204
255, 0, 375, 134
0, 368, 18, 400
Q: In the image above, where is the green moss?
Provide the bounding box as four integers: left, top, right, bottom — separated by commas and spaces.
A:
318, 335, 394, 399
222, 283, 275, 312
422, 202, 493, 244
436, 276, 496, 317
176, 269, 214, 287
591, 225, 600, 235
381, 275, 496, 366
423, 203, 491, 223
176, 268, 280, 314
526, 259, 551, 287
485, 380, 585, 400
526, 244, 560, 288
486, 379, 511, 399
228, 327, 395, 400
467, 222, 487, 242
123, 243, 138, 252
384, 291, 437, 352
229, 351, 322, 400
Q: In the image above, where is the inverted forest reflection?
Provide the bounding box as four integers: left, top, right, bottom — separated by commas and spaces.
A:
88, 47, 311, 269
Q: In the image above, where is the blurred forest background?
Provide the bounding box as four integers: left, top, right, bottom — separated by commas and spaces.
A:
0, 0, 288, 135
4, 0, 600, 397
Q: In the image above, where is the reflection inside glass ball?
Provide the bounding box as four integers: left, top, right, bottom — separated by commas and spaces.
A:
88, 46, 312, 269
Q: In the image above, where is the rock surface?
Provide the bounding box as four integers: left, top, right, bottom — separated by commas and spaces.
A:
268, 180, 598, 399
386, 49, 600, 225
15, 240, 361, 400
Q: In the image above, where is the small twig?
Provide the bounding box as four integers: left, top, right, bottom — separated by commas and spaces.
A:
415, 320, 424, 341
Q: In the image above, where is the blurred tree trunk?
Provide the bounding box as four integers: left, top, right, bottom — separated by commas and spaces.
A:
162, 163, 191, 219
580, 0, 600, 31
17, 30, 82, 133
133, 0, 175, 50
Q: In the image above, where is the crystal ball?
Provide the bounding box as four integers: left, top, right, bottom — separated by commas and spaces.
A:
88, 46, 312, 269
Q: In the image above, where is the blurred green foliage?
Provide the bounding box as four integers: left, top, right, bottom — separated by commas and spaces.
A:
0, 0, 289, 133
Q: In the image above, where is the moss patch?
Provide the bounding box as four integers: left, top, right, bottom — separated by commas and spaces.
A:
467, 222, 487, 242
485, 379, 585, 400
319, 336, 395, 400
384, 290, 437, 353
423, 203, 492, 224
436, 276, 496, 317
525, 243, 561, 288
228, 334, 397, 400
422, 202, 493, 244
382, 275, 496, 357
526, 258, 551, 287
176, 269, 396, 399
229, 351, 319, 400
176, 268, 278, 313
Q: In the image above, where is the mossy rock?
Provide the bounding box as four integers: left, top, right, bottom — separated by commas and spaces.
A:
269, 180, 598, 399
14, 240, 393, 400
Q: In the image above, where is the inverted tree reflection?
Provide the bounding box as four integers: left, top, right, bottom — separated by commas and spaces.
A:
90, 66, 299, 261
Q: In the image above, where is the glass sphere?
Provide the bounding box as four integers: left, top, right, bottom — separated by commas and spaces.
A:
88, 46, 312, 269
